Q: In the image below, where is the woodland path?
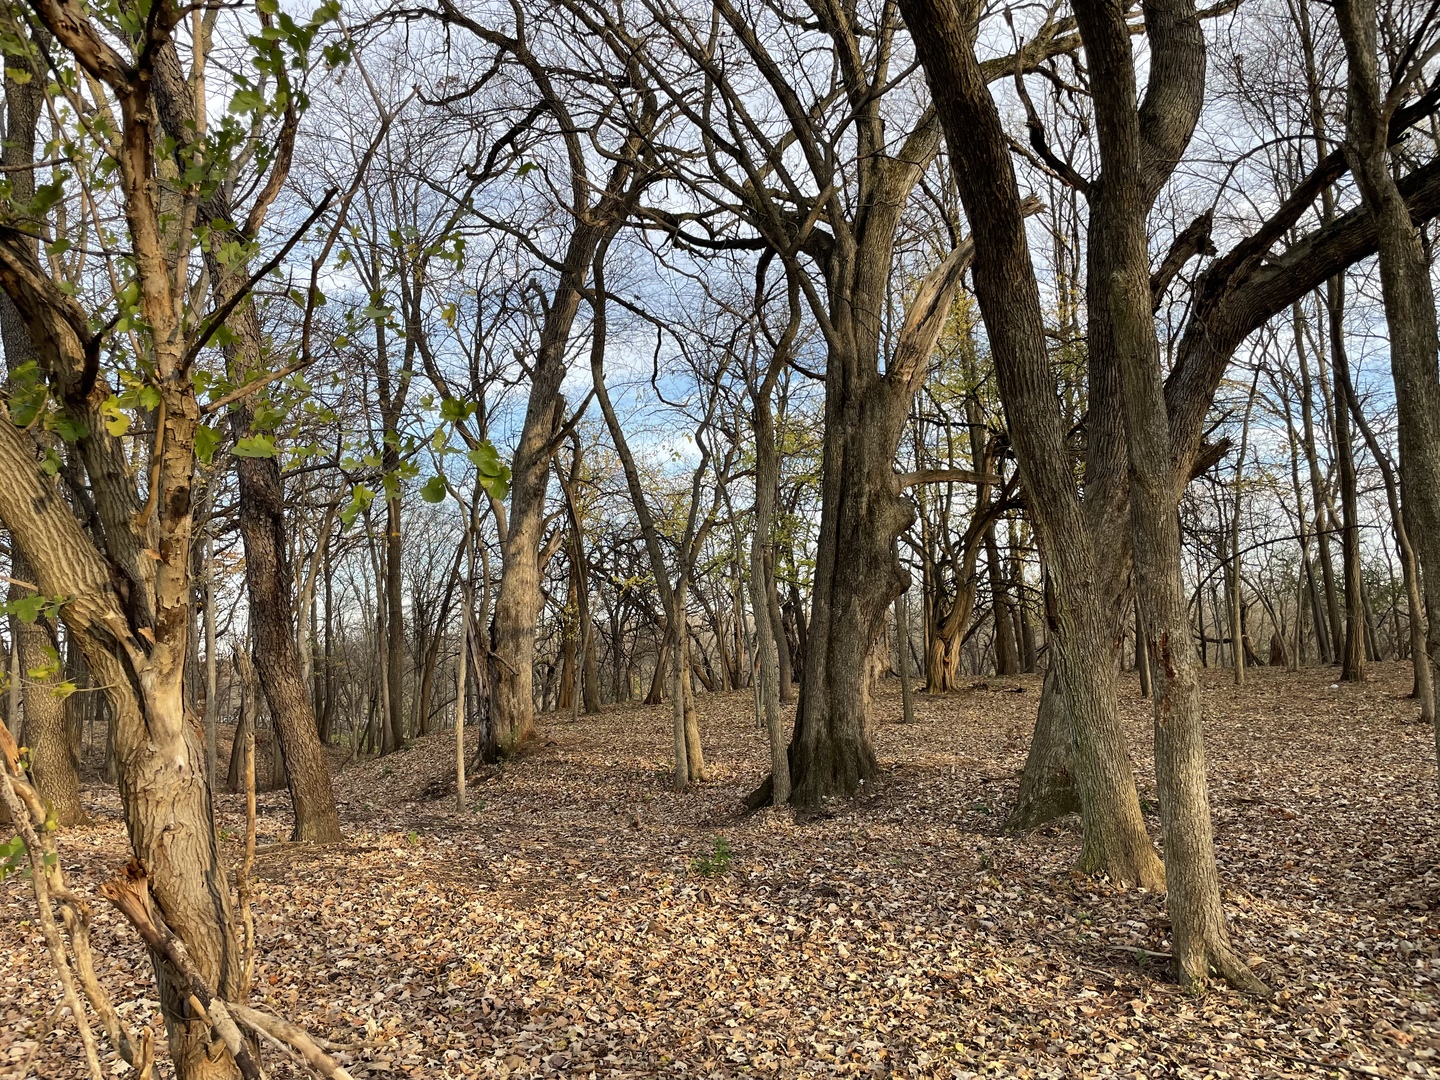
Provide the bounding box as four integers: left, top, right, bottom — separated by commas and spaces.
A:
3, 665, 1439, 1078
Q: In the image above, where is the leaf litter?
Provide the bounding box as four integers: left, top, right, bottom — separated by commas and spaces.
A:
3, 663, 1439, 1078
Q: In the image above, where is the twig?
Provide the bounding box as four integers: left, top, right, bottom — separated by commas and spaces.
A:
99, 865, 265, 1080
0, 737, 106, 1079
228, 1002, 358, 1080
1108, 945, 1173, 961
241, 729, 257, 992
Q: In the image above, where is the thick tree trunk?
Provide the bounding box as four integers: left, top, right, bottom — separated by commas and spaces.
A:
1335, 0, 1440, 782
1076, 0, 1266, 991
1006, 669, 1082, 831
11, 552, 84, 826
902, 3, 1164, 886
0, 60, 83, 829
229, 433, 341, 842
0, 418, 245, 1077
492, 211, 621, 755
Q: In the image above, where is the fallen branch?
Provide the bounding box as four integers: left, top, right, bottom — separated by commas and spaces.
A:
229, 1002, 358, 1080
100, 864, 265, 1080
241, 729, 257, 991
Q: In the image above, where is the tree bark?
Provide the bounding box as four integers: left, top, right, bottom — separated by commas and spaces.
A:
1073, 0, 1267, 991
0, 45, 83, 828
1334, 0, 1440, 780
1327, 277, 1367, 682
150, 41, 340, 843
902, 0, 1164, 886
751, 366, 791, 804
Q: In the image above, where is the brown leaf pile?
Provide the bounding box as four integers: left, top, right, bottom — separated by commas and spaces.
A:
3, 663, 1439, 1078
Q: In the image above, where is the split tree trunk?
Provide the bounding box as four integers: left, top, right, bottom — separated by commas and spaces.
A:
1335, 0, 1440, 783
1075, 0, 1267, 991
903, 1, 1164, 886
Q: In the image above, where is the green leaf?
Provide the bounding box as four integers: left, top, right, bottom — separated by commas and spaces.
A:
229, 88, 265, 114
9, 595, 46, 624
195, 424, 222, 465
439, 398, 474, 422
101, 397, 130, 437
232, 435, 277, 459
419, 476, 447, 503
49, 412, 86, 443
339, 484, 375, 527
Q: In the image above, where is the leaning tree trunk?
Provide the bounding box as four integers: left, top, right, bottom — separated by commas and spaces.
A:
902, 0, 1165, 886
0, 419, 245, 1078
1078, 0, 1267, 991
0, 54, 82, 828
491, 217, 615, 755
1335, 0, 1440, 784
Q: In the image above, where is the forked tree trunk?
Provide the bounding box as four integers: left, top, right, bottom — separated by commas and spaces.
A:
0, 418, 245, 1077
1335, 0, 1440, 781
903, 0, 1165, 887
1077, 0, 1267, 992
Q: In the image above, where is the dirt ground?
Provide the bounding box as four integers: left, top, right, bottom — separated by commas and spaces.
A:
3, 662, 1439, 1078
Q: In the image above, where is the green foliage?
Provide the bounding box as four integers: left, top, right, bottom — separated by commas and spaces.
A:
232, 435, 278, 459
0, 835, 27, 882
0, 593, 67, 626
466, 441, 511, 501
194, 424, 223, 465
690, 835, 732, 877
419, 476, 448, 503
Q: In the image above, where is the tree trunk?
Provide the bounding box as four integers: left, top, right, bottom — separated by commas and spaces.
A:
1007, 669, 1083, 831
1292, 305, 1339, 665
149, 38, 340, 843
1327, 277, 1367, 682
1076, 0, 1267, 991
1335, 0, 1440, 781
11, 552, 85, 826
904, 4, 1164, 886
751, 384, 791, 804
0, 417, 245, 1077
1135, 598, 1153, 699
0, 63, 82, 828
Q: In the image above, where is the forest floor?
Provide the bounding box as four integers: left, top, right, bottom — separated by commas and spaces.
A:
3, 663, 1440, 1079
